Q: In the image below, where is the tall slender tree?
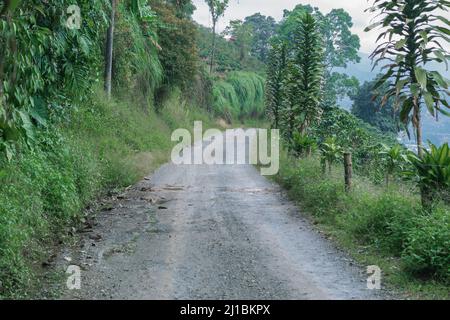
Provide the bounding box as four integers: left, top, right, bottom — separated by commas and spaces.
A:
104, 0, 117, 98
294, 13, 324, 134
279, 5, 360, 107
366, 0, 450, 157
205, 0, 229, 73
265, 41, 287, 128
281, 13, 324, 142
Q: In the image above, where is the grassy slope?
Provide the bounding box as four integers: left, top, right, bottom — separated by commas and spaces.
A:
0, 88, 216, 298
272, 149, 449, 299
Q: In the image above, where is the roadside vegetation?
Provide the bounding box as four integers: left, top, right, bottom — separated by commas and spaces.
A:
266, 2, 450, 298
0, 0, 223, 298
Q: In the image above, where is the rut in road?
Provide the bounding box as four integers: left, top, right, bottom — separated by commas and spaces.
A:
55, 139, 391, 300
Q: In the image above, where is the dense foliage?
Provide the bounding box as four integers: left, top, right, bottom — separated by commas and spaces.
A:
151, 0, 198, 92
212, 71, 265, 120
0, 0, 109, 159
351, 80, 401, 134
280, 13, 324, 142
265, 41, 287, 128
243, 13, 277, 63
277, 4, 361, 107
366, 0, 450, 157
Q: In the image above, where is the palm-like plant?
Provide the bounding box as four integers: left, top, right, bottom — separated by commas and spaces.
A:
265, 41, 287, 129
291, 132, 317, 157
320, 137, 342, 174
292, 12, 324, 135
280, 13, 324, 143
365, 0, 450, 158
378, 144, 409, 186
406, 142, 450, 206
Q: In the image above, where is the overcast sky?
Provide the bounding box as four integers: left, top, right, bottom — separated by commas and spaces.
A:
192, 0, 379, 54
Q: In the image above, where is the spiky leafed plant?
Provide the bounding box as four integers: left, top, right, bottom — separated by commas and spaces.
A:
320, 136, 342, 174
265, 41, 287, 129
378, 144, 409, 186
365, 0, 450, 158
405, 142, 450, 207
281, 12, 324, 142
291, 132, 317, 157
294, 13, 324, 134
280, 60, 299, 143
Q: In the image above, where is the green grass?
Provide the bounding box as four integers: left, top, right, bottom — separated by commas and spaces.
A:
273, 148, 450, 299
0, 88, 215, 298
212, 71, 265, 121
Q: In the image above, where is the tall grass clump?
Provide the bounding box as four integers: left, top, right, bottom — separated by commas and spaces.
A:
226, 71, 265, 116
212, 71, 265, 120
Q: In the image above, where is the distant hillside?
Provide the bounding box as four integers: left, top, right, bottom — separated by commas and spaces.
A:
341, 52, 450, 146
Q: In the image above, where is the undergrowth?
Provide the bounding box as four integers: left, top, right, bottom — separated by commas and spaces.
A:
0, 89, 214, 298
274, 149, 449, 299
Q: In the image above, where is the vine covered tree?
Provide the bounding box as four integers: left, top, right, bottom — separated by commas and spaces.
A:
205, 0, 229, 73
366, 0, 450, 157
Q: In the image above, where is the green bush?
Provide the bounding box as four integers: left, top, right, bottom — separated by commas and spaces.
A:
402, 206, 450, 281
341, 192, 419, 255
212, 71, 266, 120
277, 153, 346, 219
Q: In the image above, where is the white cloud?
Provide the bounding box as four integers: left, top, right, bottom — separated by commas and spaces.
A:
192, 0, 380, 54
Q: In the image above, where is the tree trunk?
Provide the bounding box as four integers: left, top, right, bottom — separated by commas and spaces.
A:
104, 0, 116, 98
344, 152, 352, 192
415, 100, 423, 158
209, 20, 216, 74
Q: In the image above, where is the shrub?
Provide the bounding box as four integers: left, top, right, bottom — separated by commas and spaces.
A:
341, 192, 419, 255
212, 71, 266, 120
290, 133, 317, 157
402, 206, 450, 281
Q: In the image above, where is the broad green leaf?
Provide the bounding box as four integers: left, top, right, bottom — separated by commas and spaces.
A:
423, 92, 435, 116
410, 83, 420, 98
435, 16, 450, 27
414, 67, 427, 89
430, 71, 449, 89
436, 26, 450, 36
434, 50, 449, 69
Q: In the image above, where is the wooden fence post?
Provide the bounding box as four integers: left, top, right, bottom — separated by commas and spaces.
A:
344, 152, 352, 192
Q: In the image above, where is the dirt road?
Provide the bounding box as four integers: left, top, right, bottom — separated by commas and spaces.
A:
55, 139, 390, 300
